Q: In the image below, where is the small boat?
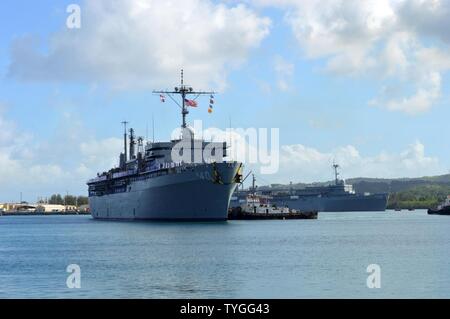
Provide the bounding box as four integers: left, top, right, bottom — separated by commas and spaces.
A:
228, 194, 318, 220
428, 196, 450, 215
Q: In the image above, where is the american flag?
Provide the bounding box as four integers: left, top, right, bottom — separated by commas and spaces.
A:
184, 99, 198, 107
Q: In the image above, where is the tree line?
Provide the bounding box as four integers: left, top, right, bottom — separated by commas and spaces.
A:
38, 194, 89, 207
387, 185, 450, 209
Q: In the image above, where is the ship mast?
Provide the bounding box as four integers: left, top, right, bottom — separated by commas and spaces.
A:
333, 162, 340, 185
153, 69, 216, 129
252, 174, 256, 195
252, 174, 256, 212
121, 121, 128, 161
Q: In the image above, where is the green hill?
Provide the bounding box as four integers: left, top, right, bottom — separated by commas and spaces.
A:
347, 174, 450, 194
265, 174, 450, 193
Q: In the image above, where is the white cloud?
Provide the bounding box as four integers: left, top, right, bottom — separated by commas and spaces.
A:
0, 109, 123, 201
79, 137, 123, 173
8, 0, 271, 90
286, 0, 395, 72
186, 124, 442, 184
415, 47, 450, 71
274, 55, 294, 91
397, 0, 450, 43
251, 0, 450, 114
0, 103, 17, 147
382, 71, 441, 114
274, 140, 441, 184
369, 44, 450, 114
0, 121, 70, 200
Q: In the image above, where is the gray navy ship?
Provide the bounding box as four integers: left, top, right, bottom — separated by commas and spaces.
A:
231, 164, 388, 212
87, 71, 242, 220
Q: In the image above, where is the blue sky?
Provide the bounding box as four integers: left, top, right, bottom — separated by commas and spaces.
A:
1, 0, 450, 202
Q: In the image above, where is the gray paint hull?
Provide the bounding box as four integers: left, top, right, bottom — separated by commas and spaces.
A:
231, 193, 388, 212
268, 194, 388, 212
321, 194, 388, 212
90, 162, 239, 220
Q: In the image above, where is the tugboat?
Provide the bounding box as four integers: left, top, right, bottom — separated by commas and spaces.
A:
428, 196, 450, 215
228, 175, 318, 220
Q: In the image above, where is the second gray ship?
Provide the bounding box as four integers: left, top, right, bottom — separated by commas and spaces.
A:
231, 164, 388, 212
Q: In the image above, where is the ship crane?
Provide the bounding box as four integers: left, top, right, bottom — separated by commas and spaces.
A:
153, 69, 216, 130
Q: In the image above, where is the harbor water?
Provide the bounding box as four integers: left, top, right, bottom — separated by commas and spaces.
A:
1, 210, 449, 298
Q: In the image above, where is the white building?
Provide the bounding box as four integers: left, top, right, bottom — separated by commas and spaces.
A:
35, 204, 74, 213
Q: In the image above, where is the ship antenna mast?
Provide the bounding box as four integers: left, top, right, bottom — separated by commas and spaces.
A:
333, 161, 340, 185
153, 69, 216, 130
121, 121, 128, 161
252, 174, 256, 194
180, 69, 187, 128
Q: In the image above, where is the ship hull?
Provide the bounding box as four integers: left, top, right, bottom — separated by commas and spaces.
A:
89, 162, 239, 221
231, 193, 388, 212
321, 194, 388, 212
428, 206, 450, 215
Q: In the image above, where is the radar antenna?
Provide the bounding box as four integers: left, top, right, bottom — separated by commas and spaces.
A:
153, 69, 216, 129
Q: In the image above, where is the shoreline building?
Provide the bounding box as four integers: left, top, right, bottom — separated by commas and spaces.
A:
35, 204, 77, 213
